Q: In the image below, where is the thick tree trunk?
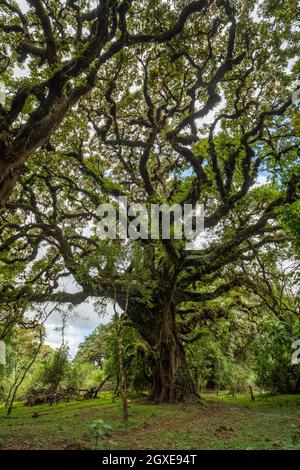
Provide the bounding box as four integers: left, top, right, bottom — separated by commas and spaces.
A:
0, 135, 23, 207
0, 93, 84, 207
124, 269, 198, 404
148, 302, 197, 403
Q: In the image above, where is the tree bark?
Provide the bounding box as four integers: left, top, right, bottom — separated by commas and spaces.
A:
118, 270, 198, 404
0, 93, 83, 207
148, 302, 197, 403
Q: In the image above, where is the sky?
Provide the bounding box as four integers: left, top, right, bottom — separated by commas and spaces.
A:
43, 300, 113, 358
17, 0, 29, 11
25, 273, 114, 358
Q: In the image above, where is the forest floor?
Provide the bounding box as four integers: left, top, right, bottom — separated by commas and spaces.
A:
0, 392, 299, 450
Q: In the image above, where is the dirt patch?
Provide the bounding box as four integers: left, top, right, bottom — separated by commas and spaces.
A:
214, 425, 235, 438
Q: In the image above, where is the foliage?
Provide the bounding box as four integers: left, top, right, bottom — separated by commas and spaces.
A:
187, 324, 254, 393
87, 419, 116, 450
77, 321, 151, 392
32, 347, 69, 394
253, 319, 300, 394
0, 327, 45, 400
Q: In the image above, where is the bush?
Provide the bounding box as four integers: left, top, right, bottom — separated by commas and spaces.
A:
253, 320, 300, 394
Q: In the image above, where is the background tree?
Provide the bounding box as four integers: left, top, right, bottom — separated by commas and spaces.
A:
253, 317, 300, 394
4, 325, 44, 415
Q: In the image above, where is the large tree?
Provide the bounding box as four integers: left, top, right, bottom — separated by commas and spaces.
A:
0, 0, 218, 206
0, 0, 299, 402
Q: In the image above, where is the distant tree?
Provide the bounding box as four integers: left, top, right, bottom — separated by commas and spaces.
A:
253, 318, 300, 394
76, 324, 111, 367
38, 346, 69, 394
3, 326, 44, 415
77, 319, 151, 393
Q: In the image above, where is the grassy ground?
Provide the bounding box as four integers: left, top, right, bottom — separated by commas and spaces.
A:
0, 392, 299, 450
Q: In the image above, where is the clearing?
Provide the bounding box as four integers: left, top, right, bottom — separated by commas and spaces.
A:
0, 392, 299, 450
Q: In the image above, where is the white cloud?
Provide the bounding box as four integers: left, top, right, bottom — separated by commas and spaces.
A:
253, 175, 268, 188
16, 0, 29, 12
26, 298, 113, 358
44, 300, 113, 358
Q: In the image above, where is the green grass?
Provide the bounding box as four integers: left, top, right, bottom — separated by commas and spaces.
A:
0, 392, 299, 450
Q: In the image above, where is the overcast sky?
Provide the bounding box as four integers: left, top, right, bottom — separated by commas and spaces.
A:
43, 300, 113, 358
